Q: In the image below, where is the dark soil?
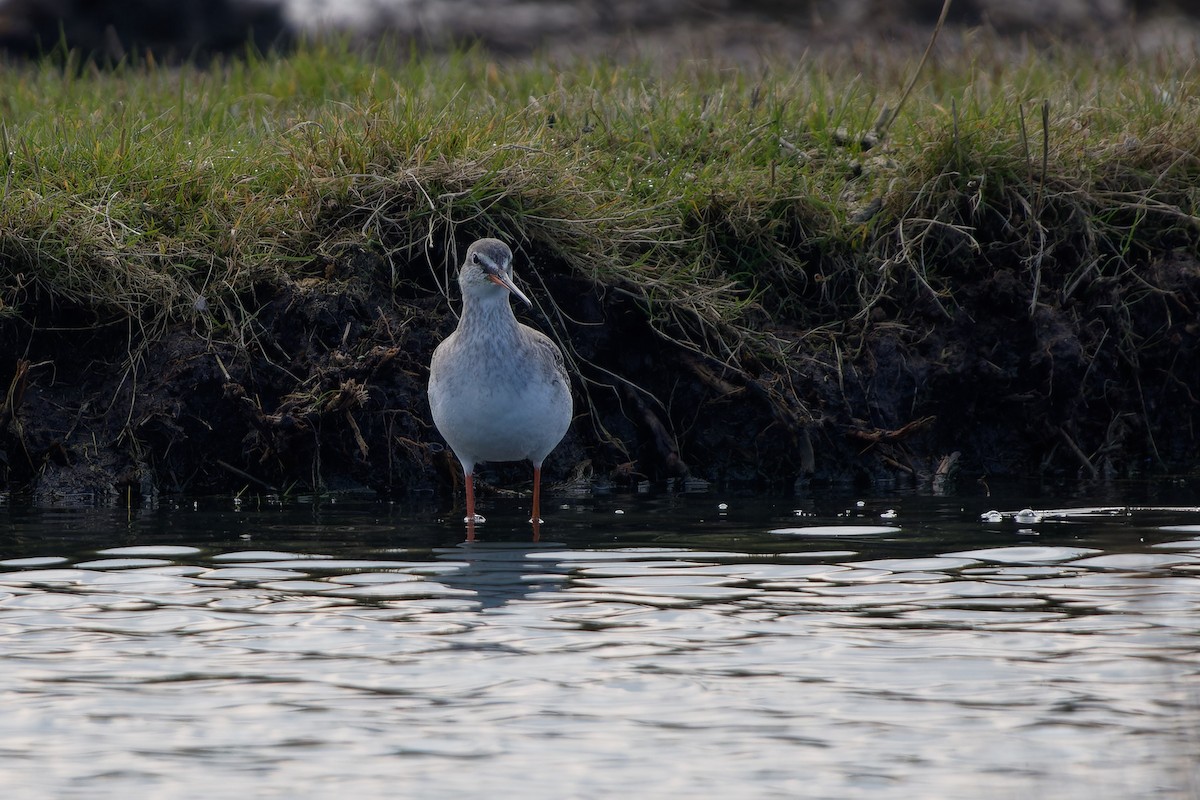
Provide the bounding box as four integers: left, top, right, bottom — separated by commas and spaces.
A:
1, 227, 1196, 505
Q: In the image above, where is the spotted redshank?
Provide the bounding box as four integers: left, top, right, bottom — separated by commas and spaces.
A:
428, 238, 573, 539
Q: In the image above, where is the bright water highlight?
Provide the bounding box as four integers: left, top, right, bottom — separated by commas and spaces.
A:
0, 487, 1197, 798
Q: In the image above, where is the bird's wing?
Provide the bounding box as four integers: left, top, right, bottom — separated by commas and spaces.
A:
525, 327, 568, 382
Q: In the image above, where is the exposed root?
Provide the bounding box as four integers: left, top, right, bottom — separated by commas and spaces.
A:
848, 416, 937, 445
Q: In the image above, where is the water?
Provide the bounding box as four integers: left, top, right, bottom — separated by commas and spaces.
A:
1, 484, 1199, 799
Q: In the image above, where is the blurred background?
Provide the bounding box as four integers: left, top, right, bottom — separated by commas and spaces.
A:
0, 0, 1196, 63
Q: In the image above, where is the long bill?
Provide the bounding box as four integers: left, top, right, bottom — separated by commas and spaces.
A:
487, 273, 533, 308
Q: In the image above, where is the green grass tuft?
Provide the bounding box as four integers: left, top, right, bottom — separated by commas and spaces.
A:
0, 36, 1197, 373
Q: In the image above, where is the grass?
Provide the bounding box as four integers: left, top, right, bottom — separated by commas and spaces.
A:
0, 35, 1198, 392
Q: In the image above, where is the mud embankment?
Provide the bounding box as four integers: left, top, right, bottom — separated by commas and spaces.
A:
1, 231, 1196, 505
0, 3, 1197, 503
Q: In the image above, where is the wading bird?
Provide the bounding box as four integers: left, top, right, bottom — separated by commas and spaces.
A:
428, 238, 572, 540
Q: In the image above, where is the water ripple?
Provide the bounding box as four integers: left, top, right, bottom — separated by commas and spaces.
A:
0, 495, 1196, 798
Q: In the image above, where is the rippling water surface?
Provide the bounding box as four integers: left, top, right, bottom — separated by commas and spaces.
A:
2, 484, 1199, 799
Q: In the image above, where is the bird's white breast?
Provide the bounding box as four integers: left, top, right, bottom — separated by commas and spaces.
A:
429, 313, 571, 468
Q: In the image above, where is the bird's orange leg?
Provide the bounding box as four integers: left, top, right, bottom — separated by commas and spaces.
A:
530, 466, 543, 541
464, 469, 476, 542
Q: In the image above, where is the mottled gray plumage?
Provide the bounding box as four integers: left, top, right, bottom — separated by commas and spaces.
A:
428, 238, 572, 536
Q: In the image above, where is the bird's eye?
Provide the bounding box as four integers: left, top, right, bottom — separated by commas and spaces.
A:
471, 253, 481, 266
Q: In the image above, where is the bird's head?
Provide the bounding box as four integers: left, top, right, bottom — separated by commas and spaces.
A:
458, 238, 532, 307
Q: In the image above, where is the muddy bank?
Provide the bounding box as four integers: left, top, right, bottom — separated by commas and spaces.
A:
0, 3, 1197, 504
1, 227, 1196, 505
